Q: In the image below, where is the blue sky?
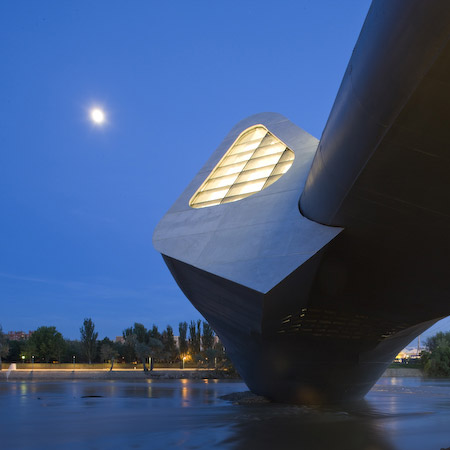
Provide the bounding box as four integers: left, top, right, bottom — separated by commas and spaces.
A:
1, 0, 448, 341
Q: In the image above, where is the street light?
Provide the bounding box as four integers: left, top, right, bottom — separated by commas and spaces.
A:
182, 355, 186, 370
21, 355, 25, 364
32, 355, 34, 369
73, 355, 75, 370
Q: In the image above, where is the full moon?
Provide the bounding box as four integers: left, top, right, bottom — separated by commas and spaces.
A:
90, 108, 105, 125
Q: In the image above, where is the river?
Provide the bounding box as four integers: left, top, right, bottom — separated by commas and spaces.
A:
0, 377, 449, 449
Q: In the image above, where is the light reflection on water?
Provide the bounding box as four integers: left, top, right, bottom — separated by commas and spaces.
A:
0, 377, 449, 449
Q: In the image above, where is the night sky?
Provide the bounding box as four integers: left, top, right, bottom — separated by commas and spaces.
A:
1, 0, 448, 341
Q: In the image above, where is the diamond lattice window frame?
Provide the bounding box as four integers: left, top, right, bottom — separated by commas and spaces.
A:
189, 125, 295, 209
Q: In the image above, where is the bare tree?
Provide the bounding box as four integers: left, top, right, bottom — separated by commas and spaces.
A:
100, 342, 118, 371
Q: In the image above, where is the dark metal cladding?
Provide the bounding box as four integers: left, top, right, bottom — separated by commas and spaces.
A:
154, 1, 450, 403
298, 0, 450, 393
300, 0, 450, 223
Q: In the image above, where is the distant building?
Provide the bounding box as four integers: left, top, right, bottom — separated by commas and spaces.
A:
395, 346, 421, 361
115, 336, 125, 344
7, 330, 33, 341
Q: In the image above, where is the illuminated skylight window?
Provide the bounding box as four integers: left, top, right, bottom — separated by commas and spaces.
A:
190, 125, 295, 209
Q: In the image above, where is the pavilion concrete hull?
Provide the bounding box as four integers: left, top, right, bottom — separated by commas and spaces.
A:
162, 252, 440, 403
154, 1, 450, 403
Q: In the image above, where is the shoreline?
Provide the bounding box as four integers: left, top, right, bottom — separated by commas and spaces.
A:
0, 367, 422, 382
0, 368, 241, 381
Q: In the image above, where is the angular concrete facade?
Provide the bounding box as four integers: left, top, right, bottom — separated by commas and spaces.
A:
154, 0, 450, 403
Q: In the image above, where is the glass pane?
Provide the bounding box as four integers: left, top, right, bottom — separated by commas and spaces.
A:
225, 179, 266, 197
252, 143, 285, 158
213, 161, 247, 178
263, 174, 282, 189
192, 199, 222, 208
221, 194, 249, 204
279, 149, 295, 162
221, 150, 255, 166
203, 173, 239, 190
259, 134, 278, 146
228, 139, 262, 155
240, 128, 267, 143
195, 187, 230, 203
189, 125, 295, 209
245, 154, 282, 171
235, 166, 274, 183
271, 161, 294, 176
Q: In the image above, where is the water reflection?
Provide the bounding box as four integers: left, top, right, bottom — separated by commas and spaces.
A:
181, 379, 189, 407
223, 400, 395, 450
0, 378, 449, 449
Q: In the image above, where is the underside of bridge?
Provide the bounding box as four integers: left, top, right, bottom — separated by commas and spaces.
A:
154, 1, 450, 403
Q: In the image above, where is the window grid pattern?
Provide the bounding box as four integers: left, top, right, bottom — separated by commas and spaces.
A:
190, 125, 295, 209
276, 308, 413, 342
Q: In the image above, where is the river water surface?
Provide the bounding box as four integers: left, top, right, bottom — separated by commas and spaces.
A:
0, 377, 449, 449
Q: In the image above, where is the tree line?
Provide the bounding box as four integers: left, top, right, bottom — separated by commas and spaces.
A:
5, 320, 448, 377
0, 319, 233, 372
420, 331, 450, 377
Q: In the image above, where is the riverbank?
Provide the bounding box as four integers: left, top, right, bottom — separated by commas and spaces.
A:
0, 368, 240, 381
382, 368, 422, 377
0, 367, 422, 381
